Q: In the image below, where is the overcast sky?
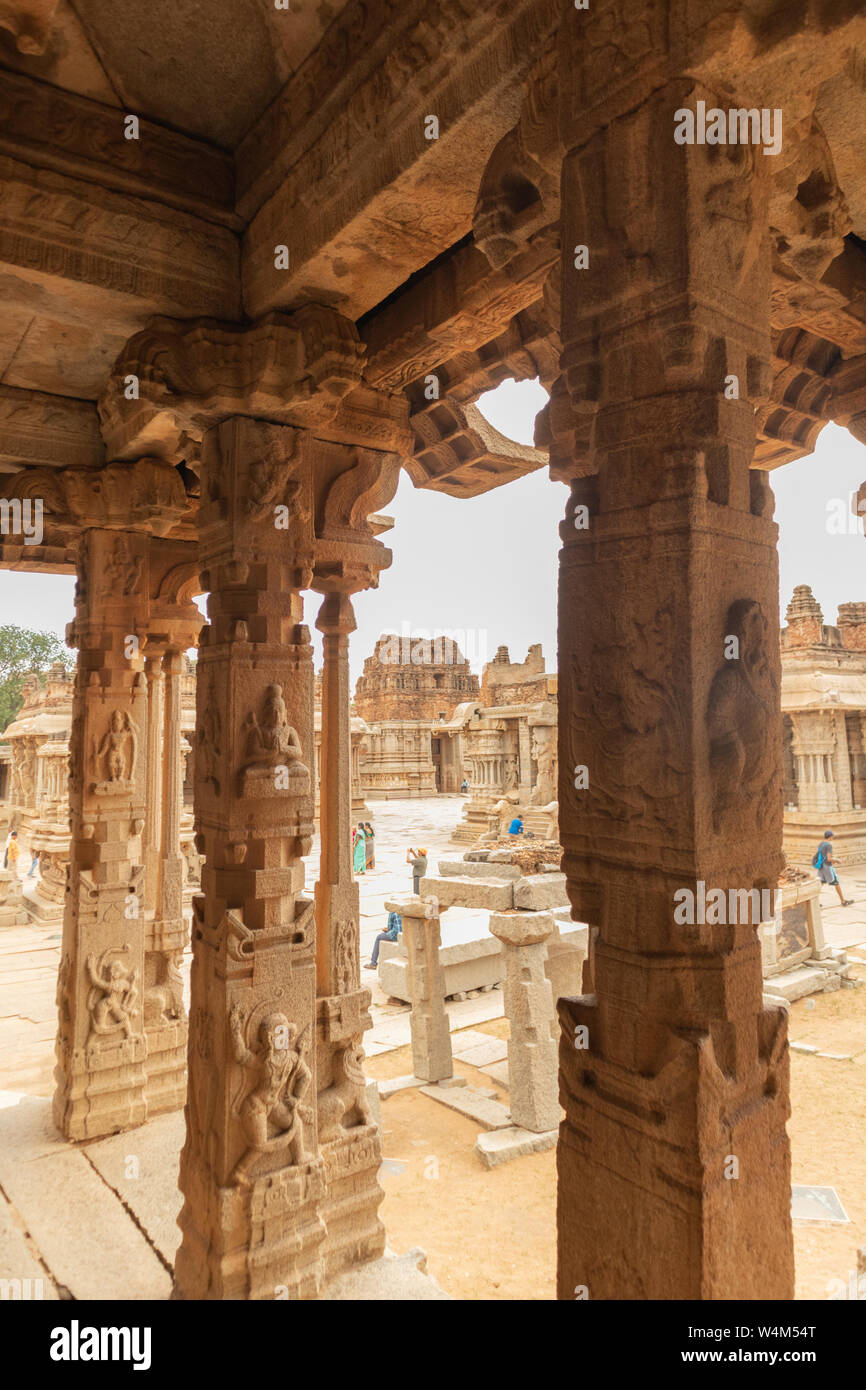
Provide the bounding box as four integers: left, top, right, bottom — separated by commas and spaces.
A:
2, 385, 864, 687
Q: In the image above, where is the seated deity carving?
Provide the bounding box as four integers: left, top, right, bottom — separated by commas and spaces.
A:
86, 947, 139, 1041
229, 1005, 313, 1185
239, 683, 310, 798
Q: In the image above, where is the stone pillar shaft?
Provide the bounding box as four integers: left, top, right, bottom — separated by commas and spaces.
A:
390, 896, 452, 1083
175, 416, 324, 1300
53, 528, 148, 1141
555, 80, 793, 1300
490, 912, 559, 1133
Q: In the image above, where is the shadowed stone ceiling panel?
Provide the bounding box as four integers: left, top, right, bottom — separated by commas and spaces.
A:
67, 0, 351, 147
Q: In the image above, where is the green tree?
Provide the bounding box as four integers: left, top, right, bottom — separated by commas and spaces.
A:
0, 626, 73, 732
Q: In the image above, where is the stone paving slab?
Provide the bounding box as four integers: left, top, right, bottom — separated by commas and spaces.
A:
480, 1059, 510, 1088
0, 1191, 60, 1299
474, 1126, 558, 1168
455, 1038, 509, 1068
419, 1084, 512, 1131
84, 1109, 186, 1266
0, 1098, 171, 1300
450, 1028, 501, 1057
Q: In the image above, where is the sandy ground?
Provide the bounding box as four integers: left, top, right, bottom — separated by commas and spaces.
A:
366, 971, 866, 1301
1, 796, 864, 1300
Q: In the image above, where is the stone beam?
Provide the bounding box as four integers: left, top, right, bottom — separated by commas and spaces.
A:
0, 154, 241, 326
0, 385, 104, 472
360, 238, 556, 393
240, 0, 559, 322
0, 68, 238, 229
407, 398, 547, 498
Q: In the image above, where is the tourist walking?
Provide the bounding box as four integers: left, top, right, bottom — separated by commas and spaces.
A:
813, 830, 853, 906
4, 829, 20, 876
364, 822, 375, 870
365, 910, 402, 970
406, 846, 428, 894
352, 824, 366, 875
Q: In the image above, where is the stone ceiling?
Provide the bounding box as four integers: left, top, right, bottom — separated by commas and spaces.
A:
0, 0, 351, 148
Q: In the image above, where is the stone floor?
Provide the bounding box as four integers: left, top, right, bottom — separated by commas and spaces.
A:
1, 798, 864, 1299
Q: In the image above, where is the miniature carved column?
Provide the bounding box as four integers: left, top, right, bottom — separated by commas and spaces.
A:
142, 654, 163, 919
175, 416, 324, 1300
554, 78, 794, 1299
489, 911, 559, 1133
312, 583, 384, 1279
53, 528, 149, 1141
142, 646, 189, 1116
833, 709, 854, 812
387, 895, 453, 1083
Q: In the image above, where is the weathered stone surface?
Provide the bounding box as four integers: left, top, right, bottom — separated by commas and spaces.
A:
475, 1125, 557, 1168
419, 1084, 512, 1131
512, 873, 569, 912
437, 859, 520, 880
420, 875, 514, 911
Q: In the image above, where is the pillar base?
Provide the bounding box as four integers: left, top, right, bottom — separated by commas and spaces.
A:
53, 1036, 148, 1141
174, 1157, 328, 1300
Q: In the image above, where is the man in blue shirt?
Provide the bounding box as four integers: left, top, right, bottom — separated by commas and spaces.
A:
365, 911, 402, 970
508, 813, 524, 835
813, 830, 853, 906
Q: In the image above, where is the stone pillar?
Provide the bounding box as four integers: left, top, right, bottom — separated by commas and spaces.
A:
313, 585, 384, 1282
554, 79, 793, 1299
489, 911, 559, 1133
833, 709, 854, 812
174, 416, 324, 1300
53, 528, 149, 1141
142, 655, 163, 919
142, 646, 189, 1116
387, 895, 452, 1083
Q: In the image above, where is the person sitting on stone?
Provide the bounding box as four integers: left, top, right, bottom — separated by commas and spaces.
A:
508, 812, 524, 836
406, 846, 428, 894
365, 910, 402, 971
813, 830, 853, 906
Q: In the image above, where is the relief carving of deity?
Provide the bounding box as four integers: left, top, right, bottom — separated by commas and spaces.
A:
94, 709, 138, 790
706, 599, 778, 834
229, 1004, 313, 1186
86, 946, 140, 1042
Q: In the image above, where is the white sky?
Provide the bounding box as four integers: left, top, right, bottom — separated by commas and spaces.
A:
1, 386, 864, 687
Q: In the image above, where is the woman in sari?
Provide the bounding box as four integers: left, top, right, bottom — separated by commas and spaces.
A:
352, 824, 366, 875
364, 822, 375, 870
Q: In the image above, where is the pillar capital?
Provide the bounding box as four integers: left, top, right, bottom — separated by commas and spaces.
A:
5, 457, 188, 535
97, 307, 412, 465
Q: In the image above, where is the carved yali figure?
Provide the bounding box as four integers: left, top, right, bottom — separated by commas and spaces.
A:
229, 1005, 313, 1186
86, 947, 139, 1040
707, 599, 777, 833
576, 598, 688, 825
318, 1040, 371, 1143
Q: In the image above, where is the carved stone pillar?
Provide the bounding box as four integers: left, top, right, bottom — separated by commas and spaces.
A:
53, 528, 149, 1141
142, 655, 164, 920
489, 911, 558, 1133
142, 645, 190, 1117
174, 416, 323, 1300
387, 895, 453, 1084
554, 78, 793, 1299
833, 709, 854, 812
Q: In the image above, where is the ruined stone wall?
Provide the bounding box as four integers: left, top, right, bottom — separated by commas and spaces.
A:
353, 632, 479, 723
